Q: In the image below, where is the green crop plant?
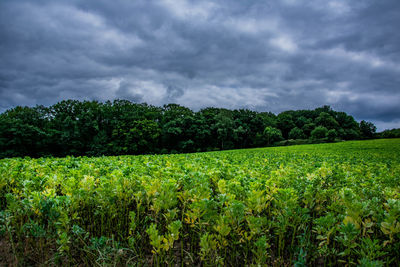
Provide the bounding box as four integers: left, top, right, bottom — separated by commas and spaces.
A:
0, 139, 399, 265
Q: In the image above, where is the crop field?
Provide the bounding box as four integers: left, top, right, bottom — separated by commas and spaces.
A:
1, 139, 400, 266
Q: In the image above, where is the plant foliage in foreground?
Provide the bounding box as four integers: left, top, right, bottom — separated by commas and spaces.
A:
1, 139, 400, 266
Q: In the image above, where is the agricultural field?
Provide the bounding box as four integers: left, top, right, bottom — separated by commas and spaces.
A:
1, 139, 400, 266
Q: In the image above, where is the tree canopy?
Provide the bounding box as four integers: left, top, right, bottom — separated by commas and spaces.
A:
0, 100, 379, 158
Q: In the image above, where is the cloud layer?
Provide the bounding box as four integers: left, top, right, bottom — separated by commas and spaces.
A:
1, 0, 399, 130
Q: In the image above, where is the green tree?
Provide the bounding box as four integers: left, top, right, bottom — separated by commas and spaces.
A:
315, 112, 339, 130
214, 110, 235, 150
359, 120, 377, 139
126, 120, 161, 154
380, 128, 400, 138
311, 126, 328, 139
302, 122, 316, 138
288, 127, 306, 140
0, 106, 50, 157
0, 99, 374, 158
327, 129, 337, 142
161, 104, 194, 152
277, 113, 295, 139
263, 127, 283, 145
295, 116, 311, 129
0, 116, 48, 158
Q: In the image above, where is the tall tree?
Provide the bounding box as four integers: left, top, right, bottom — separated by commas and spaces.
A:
359, 120, 377, 139
264, 127, 283, 145
277, 113, 296, 139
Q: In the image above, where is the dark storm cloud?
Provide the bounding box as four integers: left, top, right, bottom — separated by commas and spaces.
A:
1, 0, 399, 130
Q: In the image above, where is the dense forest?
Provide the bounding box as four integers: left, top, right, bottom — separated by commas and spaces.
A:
0, 100, 379, 158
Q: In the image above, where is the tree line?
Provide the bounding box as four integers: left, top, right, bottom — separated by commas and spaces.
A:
378, 128, 400, 139
0, 100, 378, 158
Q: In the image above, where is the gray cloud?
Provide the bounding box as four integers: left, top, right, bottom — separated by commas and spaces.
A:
1, 0, 400, 130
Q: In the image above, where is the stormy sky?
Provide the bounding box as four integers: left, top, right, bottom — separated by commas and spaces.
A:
1, 0, 399, 130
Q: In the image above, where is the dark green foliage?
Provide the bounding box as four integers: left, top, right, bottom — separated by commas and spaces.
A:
379, 128, 400, 138
315, 112, 339, 130
302, 122, 316, 137
327, 129, 338, 142
289, 127, 306, 140
311, 126, 328, 139
277, 113, 296, 139
360, 120, 377, 139
0, 101, 378, 158
264, 127, 283, 145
